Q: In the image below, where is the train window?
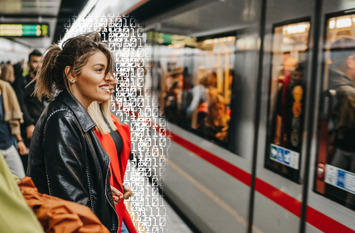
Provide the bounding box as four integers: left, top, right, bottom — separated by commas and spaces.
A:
149, 32, 237, 152
265, 20, 311, 182
315, 13, 355, 210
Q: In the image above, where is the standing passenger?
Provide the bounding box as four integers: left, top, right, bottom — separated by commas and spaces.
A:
328, 37, 355, 208
186, 72, 215, 129
0, 63, 15, 84
0, 76, 26, 178
13, 49, 44, 145
27, 33, 122, 233
13, 49, 44, 171
201, 95, 230, 147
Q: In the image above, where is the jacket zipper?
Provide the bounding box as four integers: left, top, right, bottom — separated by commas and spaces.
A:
105, 158, 119, 232
85, 165, 95, 211
44, 153, 52, 195
86, 132, 119, 232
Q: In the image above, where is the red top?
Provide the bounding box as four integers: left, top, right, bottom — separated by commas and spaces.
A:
95, 114, 137, 233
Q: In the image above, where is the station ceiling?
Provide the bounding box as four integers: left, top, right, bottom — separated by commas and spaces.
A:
130, 0, 259, 37
0, 0, 86, 49
0, 0, 257, 49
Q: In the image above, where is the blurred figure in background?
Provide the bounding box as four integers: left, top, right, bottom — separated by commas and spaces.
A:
0, 63, 15, 84
164, 81, 180, 123
272, 62, 306, 150
201, 95, 230, 147
283, 62, 305, 151
163, 69, 183, 124
272, 53, 299, 146
277, 51, 298, 86
19, 50, 44, 142
13, 59, 25, 86
327, 37, 355, 208
13, 49, 44, 171
186, 72, 215, 129
0, 68, 26, 178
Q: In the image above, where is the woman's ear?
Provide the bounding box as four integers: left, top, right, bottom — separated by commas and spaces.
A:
64, 66, 75, 82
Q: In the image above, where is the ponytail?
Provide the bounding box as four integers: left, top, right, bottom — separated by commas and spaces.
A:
34, 44, 61, 100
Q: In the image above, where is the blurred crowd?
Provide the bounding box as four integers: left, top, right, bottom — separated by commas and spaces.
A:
0, 49, 44, 178
162, 69, 231, 148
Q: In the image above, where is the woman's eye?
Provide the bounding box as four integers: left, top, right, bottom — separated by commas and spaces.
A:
96, 68, 103, 72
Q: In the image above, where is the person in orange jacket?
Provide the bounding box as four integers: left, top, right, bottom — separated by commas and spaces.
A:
88, 96, 137, 233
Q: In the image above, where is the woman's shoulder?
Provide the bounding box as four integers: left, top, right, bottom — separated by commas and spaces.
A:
46, 100, 73, 116
41, 101, 77, 127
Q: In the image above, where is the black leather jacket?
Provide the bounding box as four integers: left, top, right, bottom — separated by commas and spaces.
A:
27, 90, 118, 233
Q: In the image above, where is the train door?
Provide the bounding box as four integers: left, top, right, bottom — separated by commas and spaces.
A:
307, 1, 355, 232
145, 1, 263, 231
254, 0, 315, 232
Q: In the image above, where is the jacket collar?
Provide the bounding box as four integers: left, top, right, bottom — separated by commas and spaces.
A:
56, 90, 95, 132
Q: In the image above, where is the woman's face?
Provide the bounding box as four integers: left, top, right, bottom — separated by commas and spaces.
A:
71, 51, 114, 109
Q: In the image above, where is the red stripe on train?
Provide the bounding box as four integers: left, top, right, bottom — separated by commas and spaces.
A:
306, 207, 353, 233
254, 178, 301, 217
166, 130, 354, 233
169, 130, 251, 186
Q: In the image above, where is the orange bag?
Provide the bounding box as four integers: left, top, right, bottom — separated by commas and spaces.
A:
18, 177, 110, 233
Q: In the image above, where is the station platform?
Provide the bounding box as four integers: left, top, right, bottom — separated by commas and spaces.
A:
124, 159, 193, 233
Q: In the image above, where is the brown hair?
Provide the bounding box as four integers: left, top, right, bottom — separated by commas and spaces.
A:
199, 72, 213, 87
35, 32, 113, 100
0, 64, 15, 83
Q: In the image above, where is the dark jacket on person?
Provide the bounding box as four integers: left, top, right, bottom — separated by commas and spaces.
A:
23, 79, 45, 126
18, 76, 45, 127
328, 68, 355, 152
27, 90, 118, 233
13, 75, 44, 127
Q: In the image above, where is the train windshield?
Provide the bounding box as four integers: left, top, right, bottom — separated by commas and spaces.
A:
315, 13, 355, 210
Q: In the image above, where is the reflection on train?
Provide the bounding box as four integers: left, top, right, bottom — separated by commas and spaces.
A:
153, 34, 235, 150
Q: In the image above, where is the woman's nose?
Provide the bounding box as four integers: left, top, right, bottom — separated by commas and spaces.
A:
105, 73, 114, 81
107, 74, 118, 85
112, 77, 118, 85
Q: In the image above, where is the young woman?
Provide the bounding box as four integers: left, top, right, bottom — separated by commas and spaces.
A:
88, 97, 137, 233
27, 33, 122, 233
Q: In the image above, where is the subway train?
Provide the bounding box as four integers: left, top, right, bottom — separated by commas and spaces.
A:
1, 0, 354, 232
125, 0, 355, 232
